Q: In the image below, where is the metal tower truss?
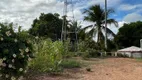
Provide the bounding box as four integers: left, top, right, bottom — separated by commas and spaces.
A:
61, 0, 78, 51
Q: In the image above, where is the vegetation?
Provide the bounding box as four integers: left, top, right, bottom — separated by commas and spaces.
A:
0, 23, 34, 80
1, 3, 141, 80
83, 5, 118, 44
115, 21, 142, 48
61, 59, 81, 68
29, 13, 62, 40
29, 39, 64, 73
82, 48, 101, 59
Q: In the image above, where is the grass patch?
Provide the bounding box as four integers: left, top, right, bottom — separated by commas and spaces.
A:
136, 58, 142, 61
61, 59, 81, 69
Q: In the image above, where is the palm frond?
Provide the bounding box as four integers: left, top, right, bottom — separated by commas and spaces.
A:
87, 27, 97, 38
82, 25, 93, 31
102, 19, 118, 27
102, 26, 115, 37
107, 9, 115, 15
107, 19, 118, 27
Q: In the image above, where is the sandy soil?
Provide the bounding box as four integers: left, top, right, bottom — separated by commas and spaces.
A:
26, 58, 142, 80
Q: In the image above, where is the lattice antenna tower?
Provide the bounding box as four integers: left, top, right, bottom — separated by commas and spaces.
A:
61, 0, 68, 41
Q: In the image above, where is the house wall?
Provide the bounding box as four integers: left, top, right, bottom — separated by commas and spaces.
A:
132, 52, 142, 58
124, 52, 131, 57
117, 52, 131, 57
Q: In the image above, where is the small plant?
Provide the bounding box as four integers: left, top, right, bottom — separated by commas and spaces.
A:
29, 39, 64, 73
61, 59, 81, 68
82, 48, 100, 59
0, 23, 34, 80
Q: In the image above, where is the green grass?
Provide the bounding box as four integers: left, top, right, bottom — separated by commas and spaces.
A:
136, 58, 142, 61
61, 59, 81, 69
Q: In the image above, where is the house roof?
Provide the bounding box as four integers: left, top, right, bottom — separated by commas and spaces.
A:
117, 46, 142, 52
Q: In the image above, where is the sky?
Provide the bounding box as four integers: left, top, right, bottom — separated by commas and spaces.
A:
0, 0, 142, 34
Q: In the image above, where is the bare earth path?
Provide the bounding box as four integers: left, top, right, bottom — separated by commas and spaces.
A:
27, 58, 142, 80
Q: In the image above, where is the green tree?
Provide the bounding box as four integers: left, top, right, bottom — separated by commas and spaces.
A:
29, 13, 63, 40
114, 21, 142, 48
68, 21, 91, 41
83, 5, 118, 43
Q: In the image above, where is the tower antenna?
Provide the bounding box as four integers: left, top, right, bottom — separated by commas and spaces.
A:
61, 0, 68, 41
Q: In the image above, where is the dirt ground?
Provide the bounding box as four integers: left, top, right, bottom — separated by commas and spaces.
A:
26, 58, 142, 80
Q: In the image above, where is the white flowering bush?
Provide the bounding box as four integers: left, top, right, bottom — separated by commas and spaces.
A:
0, 23, 34, 80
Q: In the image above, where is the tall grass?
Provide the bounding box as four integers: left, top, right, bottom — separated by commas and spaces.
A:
29, 39, 64, 73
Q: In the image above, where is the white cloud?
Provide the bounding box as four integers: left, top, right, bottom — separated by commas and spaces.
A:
123, 13, 142, 22
119, 4, 142, 11
0, 0, 122, 30
107, 21, 126, 34
0, 0, 64, 30
88, 0, 121, 8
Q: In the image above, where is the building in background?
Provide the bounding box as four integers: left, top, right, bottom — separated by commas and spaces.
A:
117, 46, 142, 58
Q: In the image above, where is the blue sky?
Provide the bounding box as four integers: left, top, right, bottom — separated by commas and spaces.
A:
0, 0, 141, 33
111, 0, 142, 21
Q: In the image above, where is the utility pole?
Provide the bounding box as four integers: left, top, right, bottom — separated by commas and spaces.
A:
105, 0, 107, 49
140, 39, 142, 48
61, 0, 68, 41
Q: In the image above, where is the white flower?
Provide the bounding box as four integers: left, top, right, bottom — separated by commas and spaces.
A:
14, 39, 17, 42
26, 40, 31, 44
20, 52, 24, 55
19, 68, 23, 72
5, 31, 11, 36
0, 74, 2, 77
8, 64, 12, 68
25, 48, 29, 52
19, 49, 22, 51
24, 70, 27, 73
27, 55, 29, 57
28, 58, 32, 61
12, 59, 15, 63
35, 36, 39, 39
11, 76, 16, 80
13, 54, 17, 58
1, 37, 3, 41
3, 57, 6, 61
0, 59, 3, 65
5, 74, 9, 78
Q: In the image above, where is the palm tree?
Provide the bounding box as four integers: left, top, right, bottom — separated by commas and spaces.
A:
83, 4, 118, 43
68, 21, 90, 41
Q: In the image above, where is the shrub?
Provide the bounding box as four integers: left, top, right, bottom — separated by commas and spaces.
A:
61, 59, 81, 68
82, 48, 101, 59
0, 23, 34, 80
29, 39, 64, 73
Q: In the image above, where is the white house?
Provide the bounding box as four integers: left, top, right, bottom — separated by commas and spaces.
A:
117, 46, 142, 58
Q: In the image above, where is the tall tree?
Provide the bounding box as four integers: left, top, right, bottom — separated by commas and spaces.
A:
114, 21, 142, 48
29, 13, 62, 40
68, 21, 90, 41
83, 5, 118, 43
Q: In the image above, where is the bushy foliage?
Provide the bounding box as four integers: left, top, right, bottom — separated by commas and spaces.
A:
115, 21, 142, 48
29, 13, 62, 40
61, 59, 81, 68
29, 39, 64, 73
78, 39, 105, 52
82, 48, 101, 59
0, 23, 34, 80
